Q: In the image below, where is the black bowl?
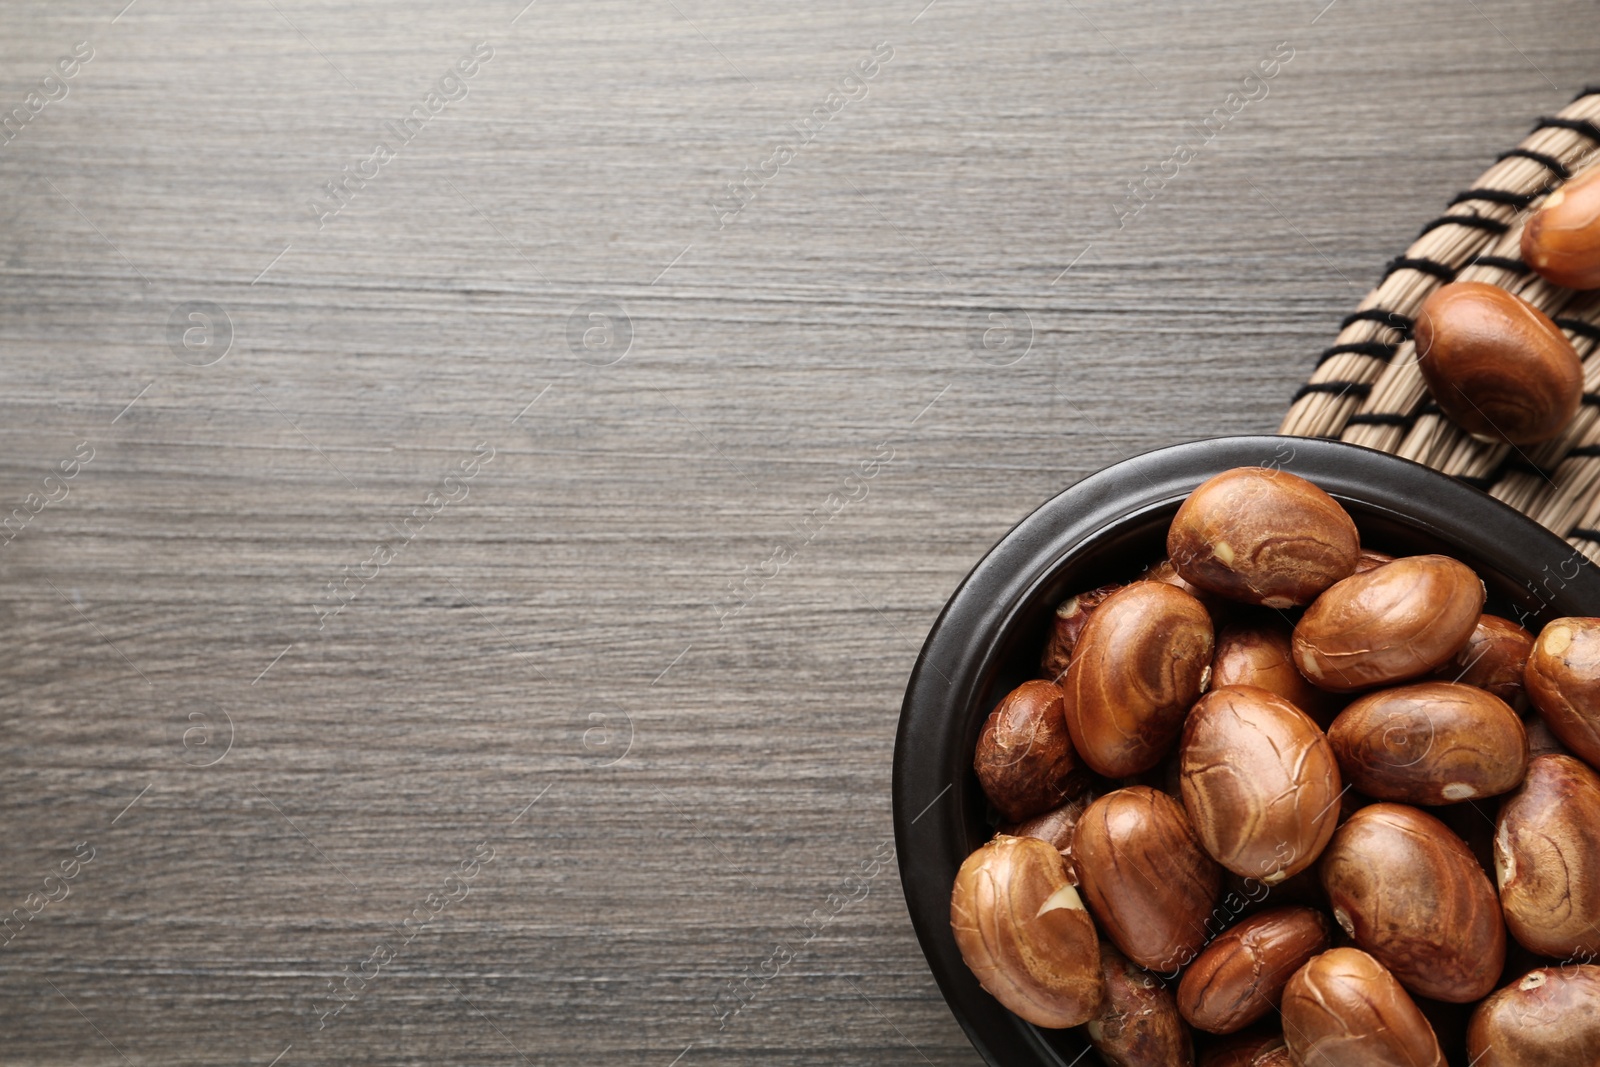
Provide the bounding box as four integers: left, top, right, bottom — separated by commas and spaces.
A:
892, 435, 1600, 1067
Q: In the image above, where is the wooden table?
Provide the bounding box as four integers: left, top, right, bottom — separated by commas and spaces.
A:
1, 1, 1594, 1063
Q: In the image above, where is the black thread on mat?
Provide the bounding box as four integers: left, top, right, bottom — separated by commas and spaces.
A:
1575, 87, 1600, 102
1448, 188, 1541, 210
1534, 117, 1600, 142
1417, 214, 1509, 238
1461, 453, 1516, 490
1420, 401, 1443, 416
1555, 317, 1600, 343
1569, 526, 1600, 542
1468, 254, 1531, 275
1504, 454, 1555, 479
1345, 412, 1414, 427
1339, 308, 1413, 334
1567, 445, 1600, 458
1585, 392, 1600, 407
1382, 256, 1456, 282
1291, 381, 1372, 404
1317, 342, 1398, 367
1496, 148, 1572, 179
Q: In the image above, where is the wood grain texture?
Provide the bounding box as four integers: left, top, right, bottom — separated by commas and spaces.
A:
0, 1, 1595, 1064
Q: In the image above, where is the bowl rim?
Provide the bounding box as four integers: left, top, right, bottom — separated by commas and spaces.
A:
891, 433, 1600, 1067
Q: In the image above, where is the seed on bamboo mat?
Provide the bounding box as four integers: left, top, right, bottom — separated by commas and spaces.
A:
1414, 281, 1581, 445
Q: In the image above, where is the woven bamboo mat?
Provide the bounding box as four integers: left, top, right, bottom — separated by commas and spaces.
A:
1282, 85, 1600, 562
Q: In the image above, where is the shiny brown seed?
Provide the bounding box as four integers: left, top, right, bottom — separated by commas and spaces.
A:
1139, 557, 1206, 597
1199, 1035, 1285, 1067
1524, 714, 1572, 758
1293, 555, 1485, 692
973, 680, 1087, 822
1063, 582, 1214, 777
1074, 787, 1222, 973
1002, 794, 1094, 877
1327, 681, 1528, 805
1432, 614, 1534, 704
1248, 1049, 1293, 1067
1413, 281, 1582, 445
1466, 965, 1600, 1067
1319, 803, 1505, 1003
1494, 753, 1600, 959
1138, 556, 1231, 620
1039, 583, 1120, 682
1281, 948, 1446, 1067
1355, 548, 1395, 573
1524, 617, 1600, 768
1522, 165, 1600, 290
1167, 467, 1360, 608
1177, 906, 1331, 1034
1212, 619, 1340, 726
949, 835, 1104, 1028
1180, 685, 1342, 884
1084, 941, 1195, 1067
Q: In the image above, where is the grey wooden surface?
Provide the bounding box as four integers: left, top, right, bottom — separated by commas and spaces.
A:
1, 1, 1596, 1064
